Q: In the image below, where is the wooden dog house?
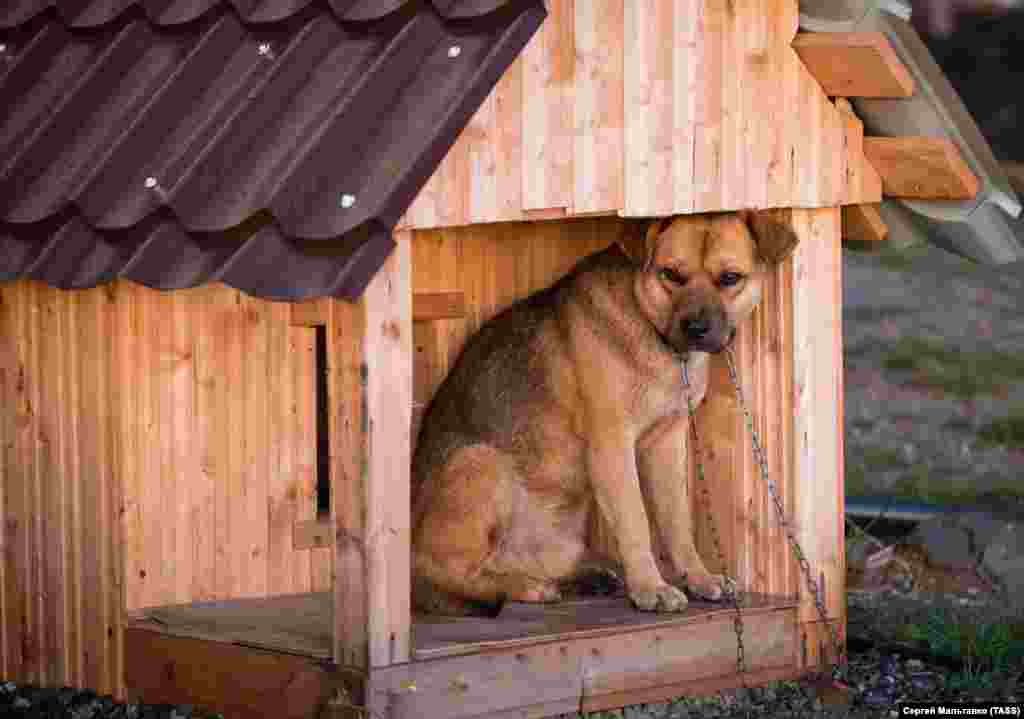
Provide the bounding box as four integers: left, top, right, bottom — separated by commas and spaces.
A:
0, 1, 1009, 717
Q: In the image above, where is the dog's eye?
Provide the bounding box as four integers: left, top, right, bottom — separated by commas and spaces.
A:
718, 272, 744, 287
658, 268, 688, 286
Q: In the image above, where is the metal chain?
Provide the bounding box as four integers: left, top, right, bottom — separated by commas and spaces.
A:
723, 347, 846, 681
681, 360, 748, 690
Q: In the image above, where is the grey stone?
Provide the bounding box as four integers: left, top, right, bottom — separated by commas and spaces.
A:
956, 512, 1006, 556
981, 522, 1024, 606
905, 516, 976, 571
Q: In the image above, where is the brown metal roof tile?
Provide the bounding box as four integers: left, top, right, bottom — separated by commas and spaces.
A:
0, 1, 546, 299
0, 0, 532, 28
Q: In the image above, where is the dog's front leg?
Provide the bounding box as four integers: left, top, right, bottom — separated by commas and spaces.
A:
588, 431, 688, 612
637, 413, 727, 602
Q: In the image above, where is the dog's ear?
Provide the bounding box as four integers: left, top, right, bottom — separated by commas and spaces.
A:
742, 208, 799, 265
617, 217, 673, 270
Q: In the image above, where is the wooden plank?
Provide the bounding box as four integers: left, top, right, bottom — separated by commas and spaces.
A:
289, 299, 326, 327
0, 287, 9, 676
493, 53, 524, 223
78, 288, 108, 691
792, 32, 915, 98
413, 594, 795, 660
293, 519, 332, 551
360, 233, 413, 669
790, 209, 845, 665
124, 627, 335, 719
120, 283, 144, 611
693, 1, 724, 211
863, 136, 980, 199
242, 294, 270, 598
128, 593, 333, 660
35, 286, 64, 687
834, 98, 883, 204
368, 606, 798, 719
573, 0, 624, 214
266, 304, 295, 595
842, 203, 888, 244
173, 291, 196, 606
102, 283, 125, 698
466, 79, 498, 224
59, 289, 80, 684
287, 328, 317, 589
330, 290, 367, 670
4, 284, 30, 677
412, 292, 466, 322
219, 288, 243, 600
191, 286, 219, 603
522, 0, 573, 212
623, 0, 675, 216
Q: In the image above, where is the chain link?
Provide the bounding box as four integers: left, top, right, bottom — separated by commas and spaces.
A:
681, 361, 748, 688
723, 347, 846, 680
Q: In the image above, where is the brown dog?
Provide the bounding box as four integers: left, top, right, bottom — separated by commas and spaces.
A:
411, 211, 798, 615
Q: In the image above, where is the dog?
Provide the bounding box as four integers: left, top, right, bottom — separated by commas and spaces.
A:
411, 210, 799, 615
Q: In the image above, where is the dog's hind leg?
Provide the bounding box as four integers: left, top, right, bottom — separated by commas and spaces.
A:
412, 444, 563, 614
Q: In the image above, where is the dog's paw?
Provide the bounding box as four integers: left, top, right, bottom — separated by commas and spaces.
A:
629, 583, 688, 612
508, 581, 562, 603
684, 572, 731, 601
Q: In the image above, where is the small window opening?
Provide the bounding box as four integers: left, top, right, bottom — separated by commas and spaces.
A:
315, 325, 331, 518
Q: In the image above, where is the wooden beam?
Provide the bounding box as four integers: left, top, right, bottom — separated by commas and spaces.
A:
792, 32, 915, 98
368, 605, 797, 719
334, 232, 412, 672
842, 203, 888, 244
1002, 161, 1024, 197
293, 519, 332, 551
862, 136, 980, 199
412, 292, 465, 322
124, 626, 336, 719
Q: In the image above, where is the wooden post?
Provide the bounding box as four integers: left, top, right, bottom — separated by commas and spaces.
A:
333, 232, 412, 676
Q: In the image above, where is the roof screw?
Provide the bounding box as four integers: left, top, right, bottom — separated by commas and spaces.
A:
0, 44, 7, 54
447, 45, 461, 58
257, 42, 275, 60
144, 176, 158, 189
339, 193, 356, 209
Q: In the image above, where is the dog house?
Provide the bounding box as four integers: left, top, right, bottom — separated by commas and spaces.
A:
1, 1, 1018, 717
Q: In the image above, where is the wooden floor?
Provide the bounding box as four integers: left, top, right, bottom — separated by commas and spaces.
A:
126, 591, 801, 719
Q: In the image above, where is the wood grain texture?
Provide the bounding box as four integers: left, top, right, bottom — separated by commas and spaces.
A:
124, 626, 335, 719
573, 0, 624, 214
403, 0, 870, 226
863, 136, 981, 199
793, 31, 915, 98
789, 209, 845, 665
842, 203, 888, 244
522, 0, 573, 212
369, 604, 797, 719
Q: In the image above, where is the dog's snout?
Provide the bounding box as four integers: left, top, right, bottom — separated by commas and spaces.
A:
682, 316, 710, 339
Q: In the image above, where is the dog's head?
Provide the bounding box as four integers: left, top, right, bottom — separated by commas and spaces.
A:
618, 210, 799, 355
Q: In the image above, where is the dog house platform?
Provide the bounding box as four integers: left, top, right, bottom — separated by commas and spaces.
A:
3, 0, 1006, 716
125, 591, 799, 717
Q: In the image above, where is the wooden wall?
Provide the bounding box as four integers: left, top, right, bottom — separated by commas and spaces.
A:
410, 209, 845, 665
400, 0, 881, 230
0, 282, 344, 694
0, 208, 845, 694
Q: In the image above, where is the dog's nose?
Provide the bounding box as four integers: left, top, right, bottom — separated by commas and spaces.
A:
683, 317, 710, 339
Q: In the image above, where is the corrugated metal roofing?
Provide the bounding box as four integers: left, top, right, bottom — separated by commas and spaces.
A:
0, 0, 546, 300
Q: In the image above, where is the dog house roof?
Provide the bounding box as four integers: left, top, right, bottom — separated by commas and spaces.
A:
800, 0, 1024, 267
0, 1, 546, 300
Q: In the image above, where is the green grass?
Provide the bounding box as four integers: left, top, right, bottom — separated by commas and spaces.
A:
874, 244, 932, 271
978, 409, 1024, 449
904, 608, 1024, 693
881, 337, 1024, 398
